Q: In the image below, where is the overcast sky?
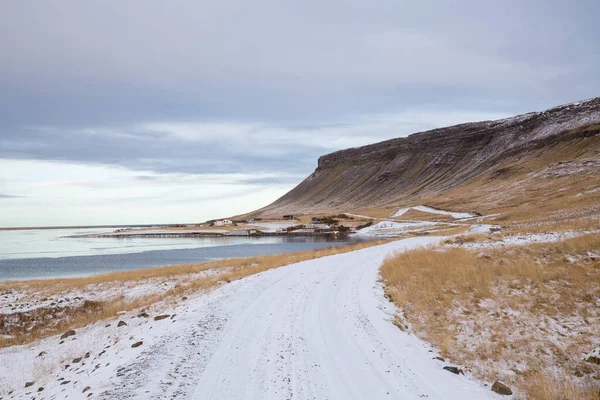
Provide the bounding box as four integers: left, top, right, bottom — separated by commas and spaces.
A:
1, 0, 598, 226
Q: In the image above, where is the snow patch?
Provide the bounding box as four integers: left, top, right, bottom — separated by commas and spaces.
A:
355, 220, 437, 237
0, 237, 496, 399
392, 205, 474, 219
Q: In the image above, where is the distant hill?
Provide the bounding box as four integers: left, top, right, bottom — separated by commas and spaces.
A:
251, 97, 600, 222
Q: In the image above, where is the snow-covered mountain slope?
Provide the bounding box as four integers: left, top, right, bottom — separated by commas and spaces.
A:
252, 97, 600, 220
1, 237, 500, 400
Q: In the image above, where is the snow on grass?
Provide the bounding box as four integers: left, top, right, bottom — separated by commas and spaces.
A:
247, 221, 296, 232
391, 205, 474, 219
0, 237, 498, 399
382, 233, 600, 399
0, 269, 228, 315
455, 231, 587, 250
354, 220, 437, 237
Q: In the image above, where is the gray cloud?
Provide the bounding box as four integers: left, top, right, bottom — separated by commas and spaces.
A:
0, 194, 25, 199
0, 0, 599, 181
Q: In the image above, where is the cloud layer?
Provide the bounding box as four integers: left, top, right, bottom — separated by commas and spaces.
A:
0, 0, 598, 225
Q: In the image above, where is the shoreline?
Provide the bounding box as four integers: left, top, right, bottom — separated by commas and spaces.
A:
66, 231, 348, 239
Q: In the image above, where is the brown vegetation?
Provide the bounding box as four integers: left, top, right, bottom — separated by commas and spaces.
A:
381, 234, 600, 399
0, 239, 391, 348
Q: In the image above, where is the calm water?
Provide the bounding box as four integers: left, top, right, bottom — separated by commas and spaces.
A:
0, 228, 361, 281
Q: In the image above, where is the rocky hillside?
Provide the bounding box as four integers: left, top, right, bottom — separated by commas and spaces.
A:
254, 98, 600, 221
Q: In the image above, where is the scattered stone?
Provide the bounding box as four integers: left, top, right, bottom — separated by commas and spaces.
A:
60, 329, 76, 339
154, 315, 170, 321
584, 347, 600, 365
65, 364, 70, 369
38, 351, 47, 357
82, 386, 91, 393
443, 366, 464, 375
72, 357, 82, 364
85, 352, 91, 358
182, 296, 188, 300
61, 380, 71, 385
434, 356, 445, 362
37, 387, 44, 392
131, 341, 143, 348
491, 381, 513, 395
138, 312, 149, 318
24, 382, 35, 388
105, 324, 111, 328
117, 321, 127, 327
59, 340, 65, 345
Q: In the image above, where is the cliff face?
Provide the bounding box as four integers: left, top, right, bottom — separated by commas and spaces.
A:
254, 98, 600, 218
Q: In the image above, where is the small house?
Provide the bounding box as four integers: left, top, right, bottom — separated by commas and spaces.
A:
214, 219, 233, 226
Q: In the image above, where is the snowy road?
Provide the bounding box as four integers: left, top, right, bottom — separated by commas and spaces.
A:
1, 237, 498, 399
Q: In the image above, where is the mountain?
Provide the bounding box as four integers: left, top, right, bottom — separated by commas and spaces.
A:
252, 98, 600, 222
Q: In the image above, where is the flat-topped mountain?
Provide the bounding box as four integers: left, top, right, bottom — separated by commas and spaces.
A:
253, 98, 600, 221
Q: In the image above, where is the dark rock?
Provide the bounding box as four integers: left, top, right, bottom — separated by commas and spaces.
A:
131, 341, 143, 348
585, 355, 600, 365
434, 356, 445, 362
117, 320, 127, 327
105, 324, 111, 327
257, 98, 600, 215
182, 296, 188, 300
61, 380, 71, 385
60, 329, 76, 339
24, 382, 35, 388
491, 381, 513, 395
154, 315, 170, 321
443, 366, 464, 375
82, 386, 91, 393
38, 351, 47, 357
138, 312, 149, 318
72, 357, 82, 363
84, 352, 91, 358
37, 387, 44, 392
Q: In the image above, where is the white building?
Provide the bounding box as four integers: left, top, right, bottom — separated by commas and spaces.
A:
214, 219, 233, 226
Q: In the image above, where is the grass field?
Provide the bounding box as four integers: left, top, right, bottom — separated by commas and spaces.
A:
0, 239, 392, 348
381, 233, 600, 399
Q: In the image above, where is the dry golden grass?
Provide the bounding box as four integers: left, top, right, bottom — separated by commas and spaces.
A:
351, 207, 397, 219
420, 132, 600, 224
0, 239, 391, 348
392, 209, 456, 222
504, 218, 600, 235
381, 234, 600, 399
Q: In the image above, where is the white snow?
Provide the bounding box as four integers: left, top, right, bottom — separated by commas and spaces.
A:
455, 231, 590, 250
0, 238, 497, 399
392, 206, 474, 219
354, 220, 438, 237
247, 221, 296, 232
466, 224, 498, 234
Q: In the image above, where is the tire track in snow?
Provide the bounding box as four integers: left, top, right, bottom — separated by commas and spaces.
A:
102, 237, 500, 399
